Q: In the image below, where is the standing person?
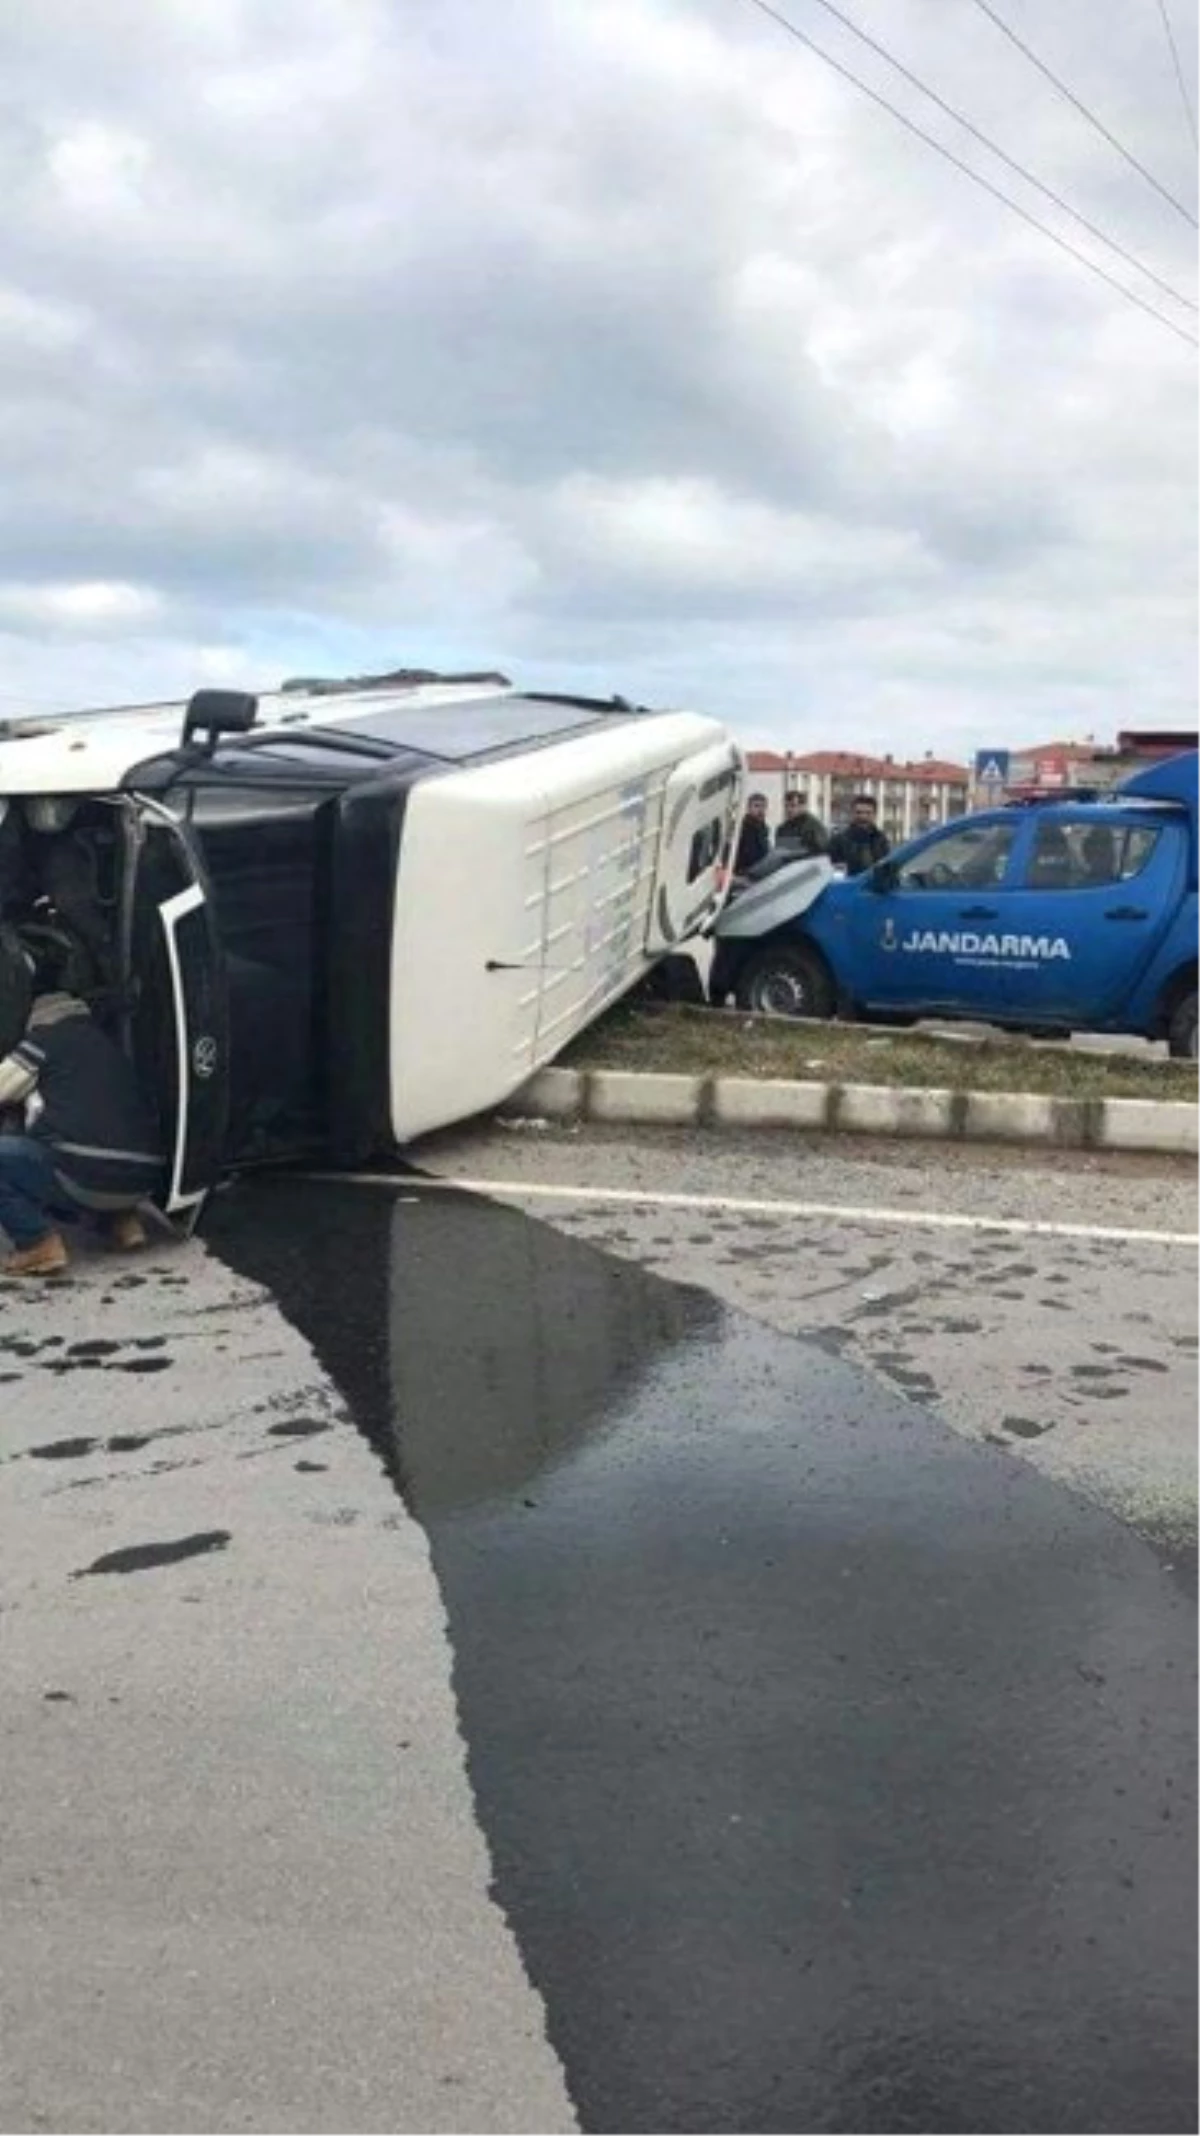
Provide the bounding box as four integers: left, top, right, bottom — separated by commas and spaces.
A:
830, 794, 890, 876
733, 792, 772, 875
775, 790, 828, 857
0, 987, 162, 1275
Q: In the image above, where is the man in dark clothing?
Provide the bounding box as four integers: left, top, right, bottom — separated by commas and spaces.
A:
0, 991, 162, 1275
830, 794, 891, 876
733, 792, 772, 875
775, 790, 828, 857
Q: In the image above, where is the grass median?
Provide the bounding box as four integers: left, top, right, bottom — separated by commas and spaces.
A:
561, 1004, 1199, 1104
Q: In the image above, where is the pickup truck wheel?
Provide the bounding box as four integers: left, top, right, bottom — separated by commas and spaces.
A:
735, 944, 834, 1020
1168, 989, 1197, 1060
0, 926, 32, 1058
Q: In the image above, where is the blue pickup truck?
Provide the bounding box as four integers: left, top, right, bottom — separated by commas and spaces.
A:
707, 752, 1198, 1057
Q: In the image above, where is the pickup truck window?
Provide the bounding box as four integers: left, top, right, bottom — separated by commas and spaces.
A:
896, 822, 1016, 892
1026, 821, 1161, 890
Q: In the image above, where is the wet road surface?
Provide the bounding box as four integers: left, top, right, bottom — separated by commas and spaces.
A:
417, 1121, 1200, 1580
209, 1178, 1197, 2135
0, 1220, 574, 2136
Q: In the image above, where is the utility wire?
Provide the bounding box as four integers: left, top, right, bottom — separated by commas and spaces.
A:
968, 0, 1197, 226
801, 0, 1195, 311
1154, 0, 1197, 150
736, 0, 1198, 346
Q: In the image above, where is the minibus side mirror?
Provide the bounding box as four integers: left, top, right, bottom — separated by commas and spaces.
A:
182, 690, 259, 752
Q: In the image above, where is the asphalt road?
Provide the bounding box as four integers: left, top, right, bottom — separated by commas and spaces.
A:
0, 1225, 573, 2136
0, 1130, 1195, 2134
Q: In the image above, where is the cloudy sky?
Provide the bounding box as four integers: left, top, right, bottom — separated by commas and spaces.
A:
0, 0, 1195, 761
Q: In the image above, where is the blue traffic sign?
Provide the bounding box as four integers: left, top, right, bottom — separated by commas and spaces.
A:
974, 749, 1011, 784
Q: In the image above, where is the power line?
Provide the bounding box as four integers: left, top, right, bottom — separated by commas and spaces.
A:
801, 0, 1195, 312
968, 0, 1197, 227
735, 0, 1198, 347
1154, 0, 1197, 150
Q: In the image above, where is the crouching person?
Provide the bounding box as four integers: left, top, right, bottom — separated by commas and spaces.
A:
0, 992, 162, 1276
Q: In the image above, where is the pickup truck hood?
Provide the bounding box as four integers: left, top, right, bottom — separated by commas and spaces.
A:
714, 855, 835, 938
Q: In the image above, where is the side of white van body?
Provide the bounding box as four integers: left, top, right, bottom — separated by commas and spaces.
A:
390, 712, 736, 1139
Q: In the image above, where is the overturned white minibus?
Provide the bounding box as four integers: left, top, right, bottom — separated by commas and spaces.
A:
0, 673, 742, 1221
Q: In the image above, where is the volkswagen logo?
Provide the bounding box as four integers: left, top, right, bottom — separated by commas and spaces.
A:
192, 1034, 218, 1080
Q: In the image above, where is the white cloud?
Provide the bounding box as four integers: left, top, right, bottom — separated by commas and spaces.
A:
0, 0, 1193, 756
0, 580, 161, 631
536, 472, 936, 621
48, 122, 151, 219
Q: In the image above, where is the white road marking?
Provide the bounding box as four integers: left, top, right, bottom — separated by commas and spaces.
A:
309, 1173, 1199, 1249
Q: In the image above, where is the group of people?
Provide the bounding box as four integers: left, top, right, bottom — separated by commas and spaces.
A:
734, 789, 891, 879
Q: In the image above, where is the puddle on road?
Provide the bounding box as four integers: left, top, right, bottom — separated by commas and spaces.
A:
207, 1179, 1197, 2136
6, 1333, 179, 1380
71, 1530, 231, 1578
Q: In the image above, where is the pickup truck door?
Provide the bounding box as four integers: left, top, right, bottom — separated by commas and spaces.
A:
977, 815, 1181, 1020
124, 796, 229, 1218
839, 817, 1021, 1014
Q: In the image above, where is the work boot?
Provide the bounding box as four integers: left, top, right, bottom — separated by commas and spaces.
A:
106, 1211, 147, 1253
1, 1231, 69, 1276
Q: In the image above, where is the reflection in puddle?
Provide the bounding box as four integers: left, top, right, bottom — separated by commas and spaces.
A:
216, 1181, 718, 1517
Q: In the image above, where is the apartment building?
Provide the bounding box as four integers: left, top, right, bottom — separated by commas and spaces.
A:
746, 749, 970, 843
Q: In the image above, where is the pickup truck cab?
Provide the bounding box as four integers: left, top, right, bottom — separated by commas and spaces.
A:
709, 752, 1198, 1057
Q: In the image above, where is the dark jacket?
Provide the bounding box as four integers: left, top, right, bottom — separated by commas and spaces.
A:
734, 814, 771, 874
830, 823, 891, 875
775, 811, 828, 858
0, 994, 162, 1206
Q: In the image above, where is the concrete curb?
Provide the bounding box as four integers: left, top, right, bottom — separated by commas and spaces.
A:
502, 1067, 1198, 1157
